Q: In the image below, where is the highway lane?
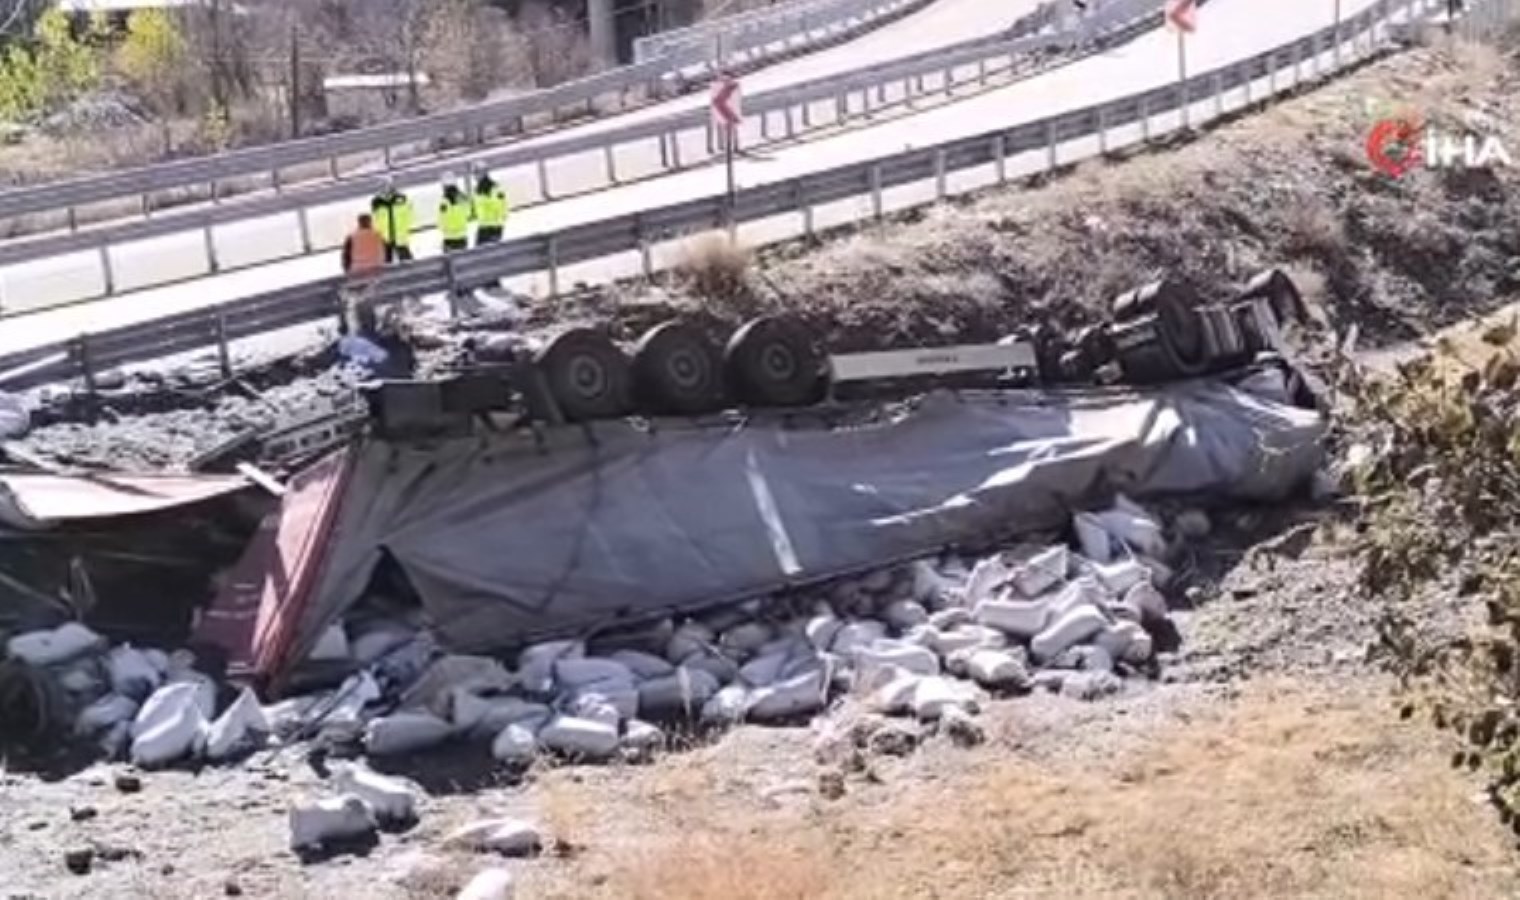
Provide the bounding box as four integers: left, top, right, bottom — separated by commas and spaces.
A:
0, 0, 1038, 314
0, 0, 1383, 359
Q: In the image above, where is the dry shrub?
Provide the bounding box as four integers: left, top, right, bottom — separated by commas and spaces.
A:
674, 230, 753, 301
1279, 193, 1348, 265
538, 773, 598, 853
1347, 324, 1520, 837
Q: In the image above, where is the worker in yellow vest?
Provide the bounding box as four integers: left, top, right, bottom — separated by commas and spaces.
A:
472, 171, 510, 246
439, 181, 473, 253
370, 178, 414, 263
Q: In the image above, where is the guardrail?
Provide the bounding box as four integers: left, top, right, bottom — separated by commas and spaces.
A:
0, 0, 1151, 307
0, 0, 1462, 393
0, 0, 930, 233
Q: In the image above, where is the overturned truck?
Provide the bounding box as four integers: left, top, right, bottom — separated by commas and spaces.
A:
181, 269, 1322, 694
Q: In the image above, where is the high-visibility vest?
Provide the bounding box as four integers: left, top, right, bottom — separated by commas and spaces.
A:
372, 193, 414, 246
474, 186, 509, 228
347, 227, 386, 274
439, 197, 472, 241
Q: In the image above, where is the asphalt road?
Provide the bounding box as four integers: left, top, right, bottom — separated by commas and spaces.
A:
0, 0, 1039, 318
0, 0, 1386, 360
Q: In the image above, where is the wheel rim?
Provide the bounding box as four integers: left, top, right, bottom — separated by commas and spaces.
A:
569, 355, 608, 400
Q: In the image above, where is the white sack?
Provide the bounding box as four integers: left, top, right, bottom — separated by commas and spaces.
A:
538, 715, 619, 759
490, 723, 538, 764
1031, 606, 1111, 662
7, 622, 103, 667
106, 644, 162, 700
746, 668, 830, 723
974, 598, 1050, 638
75, 693, 139, 737
204, 687, 269, 761
638, 667, 720, 719
331, 763, 417, 822
289, 795, 376, 850
607, 650, 674, 680
129, 682, 210, 767
1013, 546, 1068, 598
700, 683, 750, 726
364, 711, 453, 756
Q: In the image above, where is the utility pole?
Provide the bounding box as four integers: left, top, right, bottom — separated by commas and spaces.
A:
209, 0, 226, 112
288, 24, 300, 139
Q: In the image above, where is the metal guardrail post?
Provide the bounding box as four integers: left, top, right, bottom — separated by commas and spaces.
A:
210, 180, 220, 205
297, 208, 313, 254
870, 164, 883, 218
546, 236, 560, 298
203, 227, 220, 274
271, 169, 282, 194
933, 149, 947, 200
671, 132, 684, 168
604, 145, 618, 184
328, 157, 339, 180
71, 335, 97, 398
1045, 120, 1058, 171
1096, 104, 1108, 155
797, 180, 814, 236
785, 106, 797, 138
66, 207, 77, 233
636, 216, 653, 278
1212, 72, 1225, 117
1139, 96, 1150, 142
140, 194, 151, 219
537, 158, 552, 200
98, 247, 115, 296
214, 310, 233, 379
993, 134, 1007, 183
1268, 51, 1277, 94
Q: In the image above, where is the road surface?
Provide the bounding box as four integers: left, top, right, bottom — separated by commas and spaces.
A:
0, 0, 1038, 315
0, 0, 1383, 360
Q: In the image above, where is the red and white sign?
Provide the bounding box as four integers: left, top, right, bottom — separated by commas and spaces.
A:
710, 74, 742, 129
1165, 0, 1198, 33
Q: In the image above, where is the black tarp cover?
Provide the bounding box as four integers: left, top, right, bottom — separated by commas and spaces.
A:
292, 369, 1324, 661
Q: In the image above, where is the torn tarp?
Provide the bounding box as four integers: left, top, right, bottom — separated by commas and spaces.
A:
0, 472, 263, 641
0, 471, 250, 530
214, 365, 1323, 687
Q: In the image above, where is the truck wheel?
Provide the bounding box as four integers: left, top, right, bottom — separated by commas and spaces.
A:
535, 329, 633, 422
724, 316, 823, 407
633, 321, 725, 415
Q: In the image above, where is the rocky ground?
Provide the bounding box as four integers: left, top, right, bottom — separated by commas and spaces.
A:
4, 28, 1520, 900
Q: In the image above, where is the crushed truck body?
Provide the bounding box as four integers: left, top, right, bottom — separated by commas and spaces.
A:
197, 362, 1323, 690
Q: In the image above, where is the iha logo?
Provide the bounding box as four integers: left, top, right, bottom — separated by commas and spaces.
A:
1366, 117, 1513, 178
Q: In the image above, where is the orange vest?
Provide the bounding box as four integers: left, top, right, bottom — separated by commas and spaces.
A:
347, 227, 386, 274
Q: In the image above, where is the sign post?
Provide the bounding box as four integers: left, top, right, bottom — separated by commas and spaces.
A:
1333, 0, 1342, 65
710, 73, 743, 235
1165, 0, 1198, 129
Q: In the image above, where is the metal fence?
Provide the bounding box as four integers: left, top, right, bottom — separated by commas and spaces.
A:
0, 0, 1154, 305
0, 0, 1468, 392
0, 0, 930, 231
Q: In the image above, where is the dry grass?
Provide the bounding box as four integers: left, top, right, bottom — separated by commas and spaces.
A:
1280, 192, 1350, 266
533, 681, 1516, 900
673, 230, 753, 301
